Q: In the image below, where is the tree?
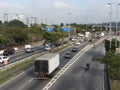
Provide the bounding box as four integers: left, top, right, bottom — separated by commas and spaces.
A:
0, 20, 2, 25
60, 23, 64, 27
6, 27, 29, 44
104, 39, 120, 53
43, 32, 62, 43
93, 52, 120, 80
7, 19, 26, 28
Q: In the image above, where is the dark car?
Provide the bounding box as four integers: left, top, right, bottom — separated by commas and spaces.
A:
64, 52, 72, 59
72, 47, 77, 52
54, 40, 62, 46
3, 48, 15, 56
89, 39, 92, 42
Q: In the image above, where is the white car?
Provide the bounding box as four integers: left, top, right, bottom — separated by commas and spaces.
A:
44, 46, 51, 51
0, 55, 9, 63
75, 42, 81, 45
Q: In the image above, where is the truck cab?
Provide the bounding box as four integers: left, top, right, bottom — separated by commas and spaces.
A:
25, 45, 33, 53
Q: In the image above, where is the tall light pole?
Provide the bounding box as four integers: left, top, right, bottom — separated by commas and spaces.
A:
108, 3, 112, 50
19, 14, 24, 22
15, 14, 19, 20
26, 17, 29, 27
68, 13, 72, 38
85, 17, 88, 32
101, 23, 102, 33
115, 4, 120, 47
4, 13, 9, 22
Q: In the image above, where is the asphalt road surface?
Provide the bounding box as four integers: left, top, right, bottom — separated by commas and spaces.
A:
0, 41, 89, 90
0, 45, 45, 67
48, 42, 105, 90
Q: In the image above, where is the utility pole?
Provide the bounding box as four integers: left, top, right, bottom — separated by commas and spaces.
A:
108, 3, 112, 51
115, 4, 120, 47
4, 13, 9, 23
68, 13, 72, 38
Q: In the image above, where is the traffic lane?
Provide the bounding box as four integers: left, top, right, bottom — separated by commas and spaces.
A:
0, 46, 45, 67
59, 42, 88, 59
22, 43, 89, 90
49, 42, 105, 90
0, 66, 53, 90
21, 42, 89, 90
59, 42, 88, 68
0, 44, 74, 89
0, 42, 88, 90
0, 67, 51, 90
0, 67, 34, 90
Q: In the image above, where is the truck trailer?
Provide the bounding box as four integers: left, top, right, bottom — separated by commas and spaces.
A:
34, 53, 60, 79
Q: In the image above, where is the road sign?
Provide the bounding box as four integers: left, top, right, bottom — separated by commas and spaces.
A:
62, 27, 71, 32
45, 26, 54, 32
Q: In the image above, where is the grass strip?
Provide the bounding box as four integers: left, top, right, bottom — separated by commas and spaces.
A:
111, 80, 120, 90
0, 58, 34, 84
52, 43, 73, 52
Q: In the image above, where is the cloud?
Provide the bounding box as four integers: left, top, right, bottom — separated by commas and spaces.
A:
53, 0, 70, 9
0, 2, 24, 9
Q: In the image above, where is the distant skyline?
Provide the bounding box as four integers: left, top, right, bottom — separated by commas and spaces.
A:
0, 0, 120, 24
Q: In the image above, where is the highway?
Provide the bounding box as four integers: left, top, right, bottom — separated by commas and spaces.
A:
0, 40, 89, 90
0, 45, 45, 67
0, 39, 106, 90
48, 42, 105, 90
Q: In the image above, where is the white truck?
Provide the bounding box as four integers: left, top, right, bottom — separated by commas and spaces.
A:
24, 45, 33, 53
34, 53, 60, 79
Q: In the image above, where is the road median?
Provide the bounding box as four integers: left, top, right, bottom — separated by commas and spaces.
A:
0, 42, 73, 85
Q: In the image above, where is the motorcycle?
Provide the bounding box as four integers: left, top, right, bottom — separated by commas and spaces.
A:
85, 63, 90, 70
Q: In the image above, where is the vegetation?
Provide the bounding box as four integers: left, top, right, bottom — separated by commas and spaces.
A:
111, 80, 120, 90
93, 39, 120, 80
0, 41, 72, 85
104, 39, 119, 53
0, 20, 102, 49
0, 58, 33, 84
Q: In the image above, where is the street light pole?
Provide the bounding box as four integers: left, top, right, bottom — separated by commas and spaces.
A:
108, 3, 112, 51
115, 4, 120, 47
68, 13, 72, 38
85, 17, 88, 32
4, 13, 9, 23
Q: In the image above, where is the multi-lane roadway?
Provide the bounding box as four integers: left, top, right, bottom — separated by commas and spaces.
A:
0, 38, 107, 90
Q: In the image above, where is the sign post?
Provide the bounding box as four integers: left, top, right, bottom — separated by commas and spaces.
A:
4, 60, 8, 65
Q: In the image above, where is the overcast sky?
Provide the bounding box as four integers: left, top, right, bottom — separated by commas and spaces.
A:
0, 0, 120, 24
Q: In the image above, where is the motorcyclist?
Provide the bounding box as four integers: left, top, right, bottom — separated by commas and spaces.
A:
86, 63, 90, 70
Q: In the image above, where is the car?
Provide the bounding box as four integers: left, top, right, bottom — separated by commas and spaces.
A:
25, 48, 34, 53
64, 52, 72, 59
3, 47, 15, 56
0, 55, 9, 63
72, 47, 77, 52
74, 42, 81, 45
89, 39, 92, 42
54, 40, 62, 46
44, 46, 51, 51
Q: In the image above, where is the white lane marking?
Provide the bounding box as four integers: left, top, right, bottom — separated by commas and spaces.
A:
42, 45, 91, 90
29, 78, 34, 83
42, 38, 106, 90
